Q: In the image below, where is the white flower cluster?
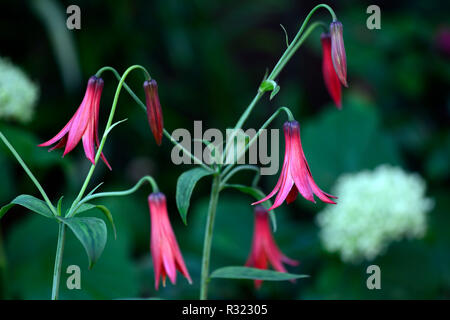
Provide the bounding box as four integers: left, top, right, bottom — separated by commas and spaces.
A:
0, 57, 39, 123
316, 165, 434, 263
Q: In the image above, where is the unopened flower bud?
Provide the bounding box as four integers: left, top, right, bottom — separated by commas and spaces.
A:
143, 79, 164, 145
330, 21, 348, 87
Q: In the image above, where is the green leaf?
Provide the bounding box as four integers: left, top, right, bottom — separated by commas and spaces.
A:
280, 24, 290, 47
222, 184, 277, 232
176, 167, 213, 224
259, 79, 277, 93
60, 217, 107, 269
56, 196, 63, 216
0, 194, 55, 220
270, 85, 280, 100
73, 203, 117, 240
210, 266, 308, 281
6, 214, 139, 299
105, 118, 128, 137
95, 205, 117, 240
0, 203, 14, 219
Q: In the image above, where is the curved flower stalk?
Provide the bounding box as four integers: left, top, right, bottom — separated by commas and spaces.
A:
148, 192, 192, 289
39, 76, 111, 169
253, 121, 336, 210
246, 206, 299, 288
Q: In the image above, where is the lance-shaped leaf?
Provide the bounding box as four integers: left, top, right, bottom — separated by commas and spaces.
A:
59, 216, 107, 269
176, 167, 213, 224
72, 203, 117, 239
0, 194, 55, 220
210, 266, 308, 281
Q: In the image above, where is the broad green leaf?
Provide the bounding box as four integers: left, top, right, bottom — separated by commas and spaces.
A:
176, 167, 213, 224
5, 214, 139, 299
222, 184, 277, 232
210, 266, 308, 281
60, 217, 107, 269
0, 194, 54, 220
72, 203, 117, 239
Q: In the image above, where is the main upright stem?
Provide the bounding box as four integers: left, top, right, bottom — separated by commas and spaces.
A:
51, 223, 66, 300
199, 174, 221, 300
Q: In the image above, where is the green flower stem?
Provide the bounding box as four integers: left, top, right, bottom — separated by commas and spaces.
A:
221, 4, 335, 164
221, 106, 294, 177
97, 66, 213, 173
200, 173, 221, 300
268, 21, 328, 81
51, 222, 66, 300
221, 92, 264, 164
0, 132, 57, 216
72, 176, 159, 214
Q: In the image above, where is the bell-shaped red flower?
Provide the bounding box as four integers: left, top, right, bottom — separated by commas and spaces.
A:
38, 76, 111, 169
148, 192, 192, 290
253, 121, 336, 210
245, 206, 299, 289
143, 79, 164, 145
330, 21, 348, 87
321, 33, 342, 109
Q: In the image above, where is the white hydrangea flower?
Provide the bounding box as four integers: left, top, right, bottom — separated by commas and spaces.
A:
316, 165, 434, 263
0, 57, 39, 123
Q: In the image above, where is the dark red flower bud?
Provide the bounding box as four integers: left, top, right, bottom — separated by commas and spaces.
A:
330, 21, 348, 87
143, 79, 164, 145
321, 33, 342, 109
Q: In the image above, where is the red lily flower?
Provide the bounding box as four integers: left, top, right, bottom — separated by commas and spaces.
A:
321, 33, 342, 109
253, 121, 337, 210
143, 79, 164, 145
38, 76, 111, 169
330, 21, 348, 87
148, 192, 192, 290
246, 206, 299, 289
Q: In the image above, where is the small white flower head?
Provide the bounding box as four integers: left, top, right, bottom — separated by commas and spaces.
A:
316, 165, 434, 263
0, 57, 39, 123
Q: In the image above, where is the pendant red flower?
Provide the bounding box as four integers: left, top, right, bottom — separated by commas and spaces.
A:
38, 76, 111, 169
246, 206, 299, 288
148, 192, 192, 290
253, 121, 337, 210
321, 33, 342, 109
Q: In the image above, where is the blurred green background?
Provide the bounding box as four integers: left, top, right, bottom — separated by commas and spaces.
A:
0, 0, 449, 299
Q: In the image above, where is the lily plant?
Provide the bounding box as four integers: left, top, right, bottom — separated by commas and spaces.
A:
0, 4, 347, 300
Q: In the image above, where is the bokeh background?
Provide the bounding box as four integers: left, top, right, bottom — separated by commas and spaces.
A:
0, 0, 449, 299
